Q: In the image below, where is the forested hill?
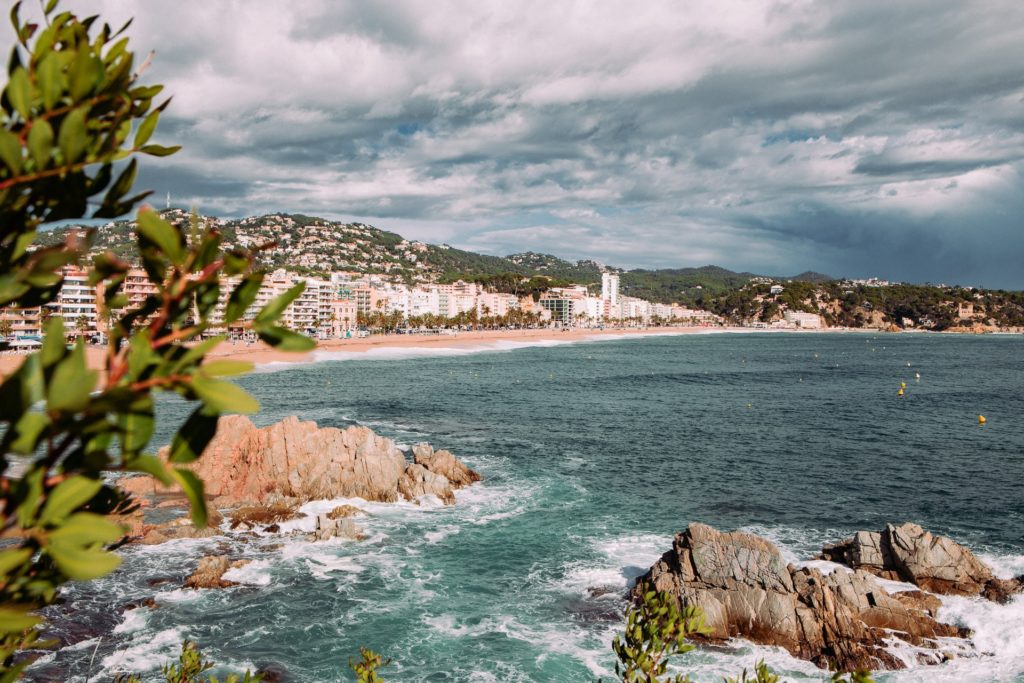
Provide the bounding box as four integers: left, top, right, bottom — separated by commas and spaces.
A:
37, 209, 828, 304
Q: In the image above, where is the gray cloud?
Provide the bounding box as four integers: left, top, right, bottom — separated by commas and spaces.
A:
8, 0, 1024, 286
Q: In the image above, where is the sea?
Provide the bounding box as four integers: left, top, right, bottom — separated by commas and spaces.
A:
30, 331, 1024, 682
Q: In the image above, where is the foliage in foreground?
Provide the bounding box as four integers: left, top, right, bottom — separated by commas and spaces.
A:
115, 640, 261, 683
600, 585, 875, 683
0, 1, 312, 677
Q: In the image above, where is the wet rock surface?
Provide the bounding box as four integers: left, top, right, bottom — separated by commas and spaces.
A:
636, 523, 973, 671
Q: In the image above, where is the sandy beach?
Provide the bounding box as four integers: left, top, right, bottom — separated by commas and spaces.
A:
0, 325, 736, 378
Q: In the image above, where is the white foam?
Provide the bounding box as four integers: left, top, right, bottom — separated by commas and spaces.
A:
424, 525, 460, 544
112, 607, 150, 635
221, 559, 273, 586
978, 552, 1024, 580
99, 627, 185, 673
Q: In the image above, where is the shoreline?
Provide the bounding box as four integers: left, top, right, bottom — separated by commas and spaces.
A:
0, 324, 1007, 377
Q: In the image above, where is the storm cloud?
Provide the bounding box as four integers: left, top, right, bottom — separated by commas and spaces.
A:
15, 1, 1024, 286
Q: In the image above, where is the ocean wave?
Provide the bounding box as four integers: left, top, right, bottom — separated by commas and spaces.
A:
99, 626, 186, 674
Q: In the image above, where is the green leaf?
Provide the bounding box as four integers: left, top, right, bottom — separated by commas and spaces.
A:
139, 143, 180, 157
133, 109, 159, 148
169, 406, 219, 464
39, 475, 102, 525
120, 394, 154, 454
255, 325, 316, 352
225, 273, 262, 323
172, 334, 223, 370
126, 329, 156, 379
48, 512, 124, 545
190, 375, 259, 414
57, 106, 87, 163
15, 468, 44, 527
36, 53, 62, 110
40, 316, 66, 367
68, 47, 100, 101
123, 454, 174, 486
201, 359, 253, 377
27, 119, 54, 169
8, 411, 49, 454
171, 467, 208, 528
0, 127, 22, 173
6, 67, 32, 119
0, 608, 41, 634
47, 542, 121, 580
47, 341, 96, 412
0, 547, 33, 576
254, 282, 305, 325
136, 209, 183, 264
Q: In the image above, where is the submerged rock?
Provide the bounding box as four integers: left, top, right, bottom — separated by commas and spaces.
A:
308, 514, 365, 542
119, 415, 481, 508
820, 522, 1024, 602
636, 523, 970, 672
326, 504, 364, 520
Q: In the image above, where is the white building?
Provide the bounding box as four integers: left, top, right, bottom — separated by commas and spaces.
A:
784, 310, 822, 329
601, 272, 620, 307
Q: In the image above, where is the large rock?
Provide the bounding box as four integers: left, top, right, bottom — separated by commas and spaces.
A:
398, 463, 456, 504
120, 416, 481, 508
413, 443, 483, 489
637, 523, 969, 672
821, 523, 1023, 602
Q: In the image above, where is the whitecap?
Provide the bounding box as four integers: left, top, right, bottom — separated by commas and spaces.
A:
99, 627, 185, 674
221, 559, 274, 586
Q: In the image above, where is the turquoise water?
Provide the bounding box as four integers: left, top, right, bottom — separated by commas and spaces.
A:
37, 332, 1024, 682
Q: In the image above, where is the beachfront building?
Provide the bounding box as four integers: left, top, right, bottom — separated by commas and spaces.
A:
477, 292, 519, 318
2, 261, 729, 341
0, 306, 43, 340
783, 310, 822, 328
601, 272, 620, 307
45, 267, 99, 339
538, 297, 574, 325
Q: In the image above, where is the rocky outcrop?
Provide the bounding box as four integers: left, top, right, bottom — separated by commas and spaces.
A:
636, 523, 969, 672
398, 463, 456, 504
184, 555, 250, 589
119, 415, 480, 508
413, 443, 482, 489
820, 523, 1024, 603
228, 503, 302, 530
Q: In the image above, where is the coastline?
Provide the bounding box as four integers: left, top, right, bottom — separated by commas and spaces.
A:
0, 324, 963, 377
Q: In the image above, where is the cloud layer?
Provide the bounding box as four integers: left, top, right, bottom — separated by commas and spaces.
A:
15, 1, 1024, 285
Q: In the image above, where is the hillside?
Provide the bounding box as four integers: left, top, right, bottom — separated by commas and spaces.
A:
37, 209, 811, 301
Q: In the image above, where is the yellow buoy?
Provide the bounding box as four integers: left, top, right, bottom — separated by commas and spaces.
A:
978, 415, 986, 425
900, 381, 906, 388
897, 387, 904, 397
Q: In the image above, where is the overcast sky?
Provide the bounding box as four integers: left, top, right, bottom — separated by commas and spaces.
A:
19, 1, 1024, 285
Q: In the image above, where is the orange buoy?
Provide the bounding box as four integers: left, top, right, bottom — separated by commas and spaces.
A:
978, 415, 986, 425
